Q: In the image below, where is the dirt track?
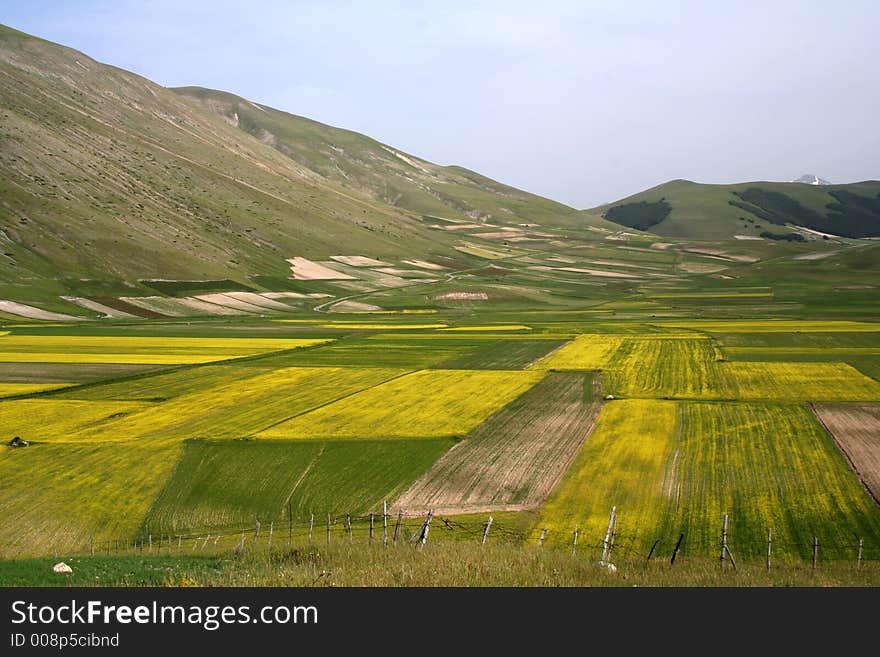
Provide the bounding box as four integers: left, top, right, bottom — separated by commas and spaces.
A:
813, 403, 880, 505
395, 372, 603, 514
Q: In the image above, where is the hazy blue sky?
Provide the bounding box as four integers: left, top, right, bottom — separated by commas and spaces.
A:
4, 1, 878, 207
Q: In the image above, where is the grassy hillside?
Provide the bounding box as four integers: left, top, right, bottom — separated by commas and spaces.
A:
2, 23, 598, 304
173, 86, 587, 228
593, 179, 880, 239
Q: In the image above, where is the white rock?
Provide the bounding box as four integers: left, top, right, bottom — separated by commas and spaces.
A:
52, 562, 72, 574
604, 394, 615, 400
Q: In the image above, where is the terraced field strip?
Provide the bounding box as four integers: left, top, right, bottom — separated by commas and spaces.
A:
434, 339, 569, 369
317, 323, 448, 330
142, 438, 453, 533
50, 363, 271, 401
257, 369, 546, 440
440, 325, 532, 332
535, 401, 880, 560
0, 335, 331, 364
656, 320, 880, 333
605, 337, 734, 399
532, 334, 625, 369
723, 347, 880, 361
0, 442, 182, 557
725, 362, 880, 401
813, 403, 880, 504
0, 362, 169, 385
253, 336, 485, 368
0, 382, 73, 397
67, 367, 406, 443
395, 372, 601, 513
0, 399, 151, 442
537, 333, 880, 401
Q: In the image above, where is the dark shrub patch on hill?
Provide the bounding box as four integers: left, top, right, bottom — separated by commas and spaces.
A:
142, 279, 255, 297
732, 188, 880, 238
760, 231, 805, 242
825, 191, 880, 237
605, 200, 671, 230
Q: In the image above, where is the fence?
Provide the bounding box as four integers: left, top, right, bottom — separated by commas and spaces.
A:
63, 506, 879, 571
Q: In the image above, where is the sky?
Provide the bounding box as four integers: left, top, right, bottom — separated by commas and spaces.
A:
3, 0, 878, 208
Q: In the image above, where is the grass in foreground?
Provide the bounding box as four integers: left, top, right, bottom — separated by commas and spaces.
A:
2, 543, 878, 587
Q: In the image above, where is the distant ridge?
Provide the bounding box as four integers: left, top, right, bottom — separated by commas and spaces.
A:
792, 174, 832, 185
592, 178, 880, 239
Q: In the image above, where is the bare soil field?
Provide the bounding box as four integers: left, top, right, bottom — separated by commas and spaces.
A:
0, 300, 78, 321
813, 403, 880, 504
394, 372, 602, 513
287, 257, 356, 280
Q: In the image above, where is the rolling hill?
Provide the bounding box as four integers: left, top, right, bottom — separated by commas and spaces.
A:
172, 86, 584, 228
0, 24, 589, 303
593, 179, 880, 240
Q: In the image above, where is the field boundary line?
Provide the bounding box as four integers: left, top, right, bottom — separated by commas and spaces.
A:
524, 338, 573, 369
251, 368, 416, 435
521, 372, 606, 510
280, 444, 326, 512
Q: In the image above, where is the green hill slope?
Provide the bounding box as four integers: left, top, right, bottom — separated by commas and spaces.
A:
173, 86, 584, 228
0, 24, 589, 301
593, 179, 880, 239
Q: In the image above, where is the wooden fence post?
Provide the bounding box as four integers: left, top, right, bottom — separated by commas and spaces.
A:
383, 501, 388, 547
645, 539, 660, 564
419, 510, 433, 548
670, 533, 684, 565
90, 537, 94, 557
857, 538, 863, 571
347, 514, 353, 542
393, 510, 404, 545
326, 514, 331, 545
720, 514, 728, 568
766, 528, 772, 571
268, 522, 274, 549
538, 527, 547, 548
571, 526, 579, 556
308, 513, 314, 544
253, 520, 261, 546
148, 533, 152, 554
601, 506, 616, 562
812, 536, 818, 570
201, 535, 210, 551
481, 516, 494, 546
369, 512, 374, 542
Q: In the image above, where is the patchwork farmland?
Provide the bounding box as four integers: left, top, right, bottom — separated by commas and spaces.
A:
2, 243, 880, 583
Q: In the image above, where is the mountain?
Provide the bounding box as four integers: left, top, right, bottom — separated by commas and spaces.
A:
792, 174, 831, 185
593, 179, 880, 240
172, 87, 584, 228
0, 24, 587, 303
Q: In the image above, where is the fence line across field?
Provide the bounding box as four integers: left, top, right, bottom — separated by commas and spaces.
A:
72, 504, 880, 570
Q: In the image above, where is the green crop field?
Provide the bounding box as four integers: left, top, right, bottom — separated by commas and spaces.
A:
257, 369, 545, 440
535, 400, 880, 560
142, 439, 453, 533
69, 367, 405, 443
0, 399, 152, 442
0, 442, 182, 558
